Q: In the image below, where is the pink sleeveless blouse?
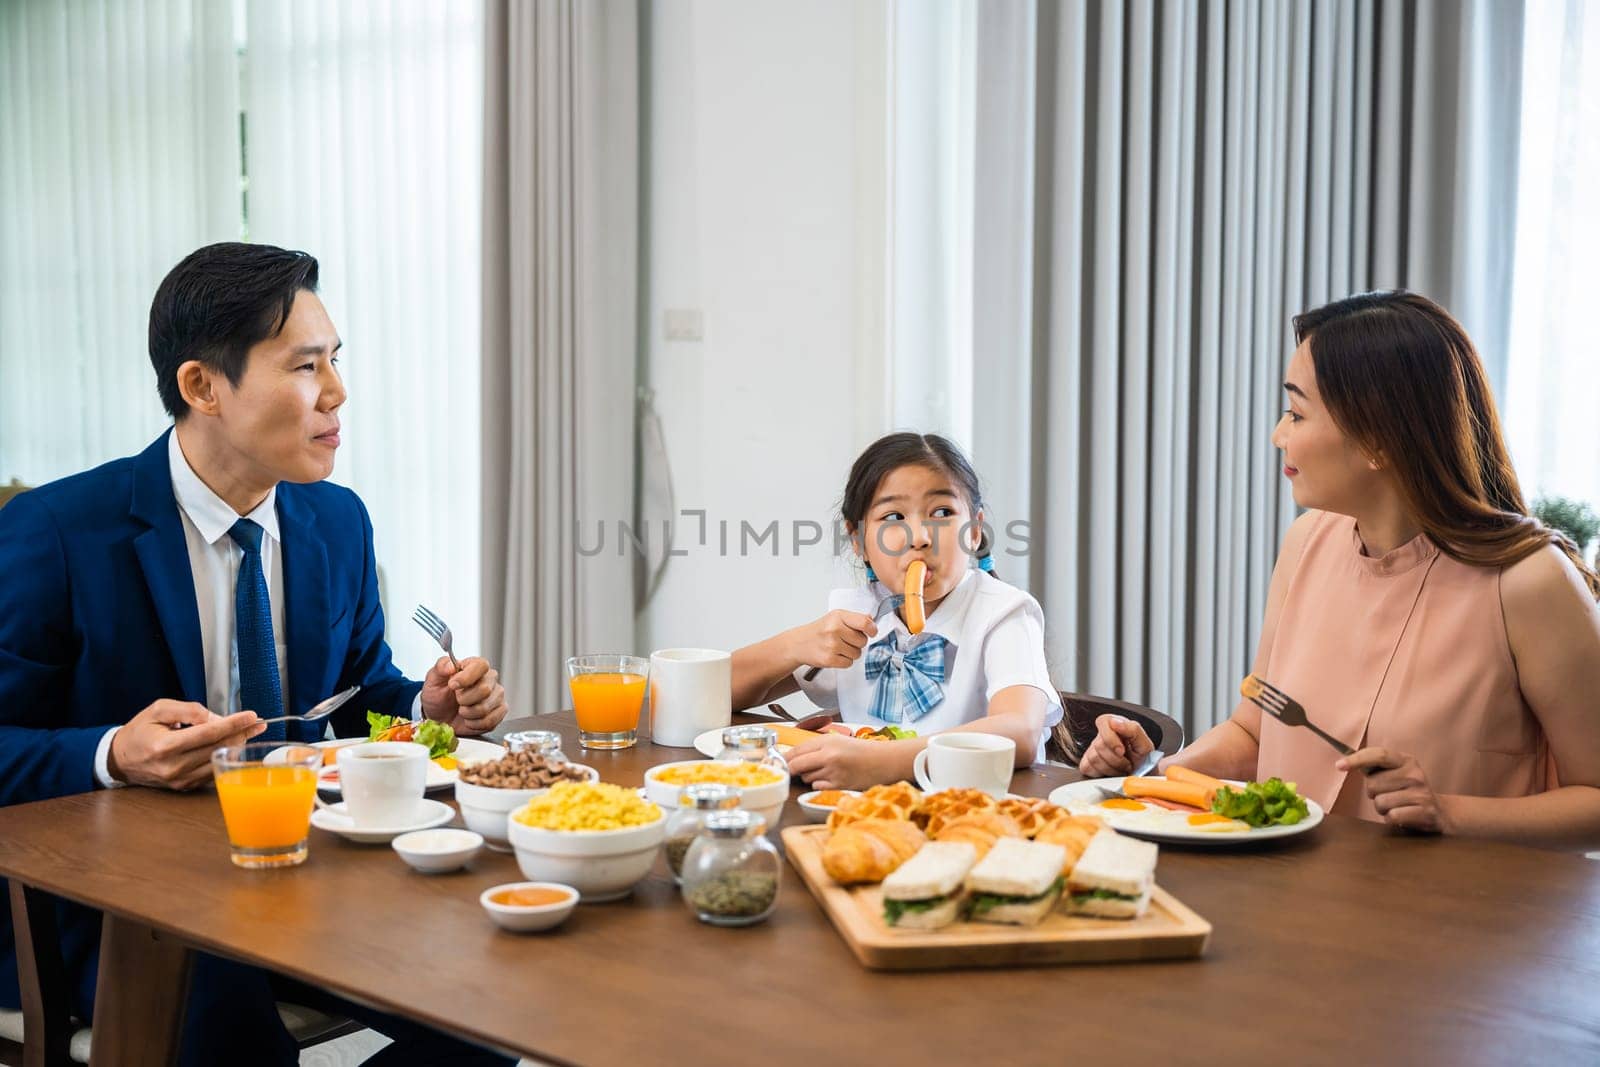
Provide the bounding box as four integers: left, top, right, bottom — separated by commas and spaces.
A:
1256, 511, 1551, 820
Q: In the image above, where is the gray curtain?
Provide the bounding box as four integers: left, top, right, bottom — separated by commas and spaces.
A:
975, 0, 1524, 740
481, 0, 640, 715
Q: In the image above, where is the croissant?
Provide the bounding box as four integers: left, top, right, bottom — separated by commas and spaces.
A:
1035, 814, 1104, 873
820, 818, 927, 884
931, 811, 1022, 859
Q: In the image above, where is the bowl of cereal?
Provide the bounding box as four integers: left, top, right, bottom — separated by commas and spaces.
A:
642, 760, 789, 830
507, 781, 667, 901
456, 752, 599, 852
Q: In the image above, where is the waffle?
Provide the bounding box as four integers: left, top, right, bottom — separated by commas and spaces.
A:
930, 810, 1024, 859
914, 788, 999, 836
994, 796, 1066, 838
825, 781, 922, 832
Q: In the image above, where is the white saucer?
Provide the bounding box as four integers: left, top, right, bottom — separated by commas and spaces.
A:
311, 798, 456, 843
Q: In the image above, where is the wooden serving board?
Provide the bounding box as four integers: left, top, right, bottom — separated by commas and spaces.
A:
782, 825, 1211, 971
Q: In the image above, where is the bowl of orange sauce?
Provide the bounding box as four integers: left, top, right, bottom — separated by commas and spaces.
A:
797, 789, 861, 823
479, 882, 579, 932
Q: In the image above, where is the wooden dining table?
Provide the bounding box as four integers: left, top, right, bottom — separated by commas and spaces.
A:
3, 710, 1599, 1067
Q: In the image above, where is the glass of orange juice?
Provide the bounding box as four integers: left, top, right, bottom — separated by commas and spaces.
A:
568, 654, 650, 750
211, 742, 322, 868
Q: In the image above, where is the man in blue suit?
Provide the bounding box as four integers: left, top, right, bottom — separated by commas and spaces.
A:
0, 243, 513, 1064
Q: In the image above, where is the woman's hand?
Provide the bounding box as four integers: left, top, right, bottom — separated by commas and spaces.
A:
1077, 714, 1154, 778
1339, 747, 1453, 833
785, 734, 898, 791
786, 610, 878, 672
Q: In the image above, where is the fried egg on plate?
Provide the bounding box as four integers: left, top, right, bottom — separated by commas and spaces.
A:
1065, 798, 1250, 834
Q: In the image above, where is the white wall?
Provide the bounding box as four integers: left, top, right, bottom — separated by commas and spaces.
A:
639, 0, 890, 709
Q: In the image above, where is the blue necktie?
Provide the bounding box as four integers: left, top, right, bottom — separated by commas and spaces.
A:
229, 519, 284, 740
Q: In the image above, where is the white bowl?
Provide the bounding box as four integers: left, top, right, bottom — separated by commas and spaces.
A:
641, 761, 789, 832
454, 764, 599, 852
479, 882, 580, 933
392, 828, 483, 873
507, 810, 667, 902
797, 789, 861, 824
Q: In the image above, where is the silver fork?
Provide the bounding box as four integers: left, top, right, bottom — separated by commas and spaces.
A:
801, 591, 903, 681
1242, 674, 1356, 757
413, 605, 460, 669
252, 685, 361, 729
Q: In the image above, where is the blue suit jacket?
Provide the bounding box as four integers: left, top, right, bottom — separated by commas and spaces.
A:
0, 430, 423, 1012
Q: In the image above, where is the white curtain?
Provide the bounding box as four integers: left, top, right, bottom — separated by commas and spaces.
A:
954, 0, 1524, 740
243, 0, 486, 681
0, 0, 239, 483
1505, 0, 1600, 517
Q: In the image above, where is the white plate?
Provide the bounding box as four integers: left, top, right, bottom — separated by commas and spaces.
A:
311, 737, 506, 794
690, 721, 895, 758
1047, 776, 1325, 845
311, 798, 456, 843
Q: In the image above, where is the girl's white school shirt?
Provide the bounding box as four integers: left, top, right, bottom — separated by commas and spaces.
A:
792, 570, 1062, 755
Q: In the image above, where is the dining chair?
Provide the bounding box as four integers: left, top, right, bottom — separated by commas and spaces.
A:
4, 885, 363, 1067
1045, 691, 1185, 768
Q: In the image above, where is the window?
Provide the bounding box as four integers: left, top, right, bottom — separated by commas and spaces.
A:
1505, 0, 1600, 522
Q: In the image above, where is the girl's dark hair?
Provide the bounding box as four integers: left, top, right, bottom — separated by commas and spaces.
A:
148, 242, 321, 419
840, 432, 996, 576
1294, 290, 1599, 599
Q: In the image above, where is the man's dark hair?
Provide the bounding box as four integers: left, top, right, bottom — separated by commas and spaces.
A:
148, 242, 320, 419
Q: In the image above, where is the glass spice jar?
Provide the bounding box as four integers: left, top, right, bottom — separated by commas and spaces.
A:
663, 783, 742, 884
502, 730, 567, 762
714, 724, 789, 779
680, 810, 781, 927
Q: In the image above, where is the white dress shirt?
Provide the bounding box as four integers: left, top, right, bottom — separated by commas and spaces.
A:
793, 570, 1063, 757
94, 432, 417, 787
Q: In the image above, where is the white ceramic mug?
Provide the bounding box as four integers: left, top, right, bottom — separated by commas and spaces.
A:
336, 742, 428, 828
912, 733, 1016, 798
648, 648, 733, 748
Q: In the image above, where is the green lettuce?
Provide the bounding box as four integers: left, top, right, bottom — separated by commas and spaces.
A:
968, 877, 1065, 916
415, 719, 457, 759
366, 711, 400, 740
882, 896, 948, 923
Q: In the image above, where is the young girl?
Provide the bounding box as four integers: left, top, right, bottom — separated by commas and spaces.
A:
730, 433, 1062, 790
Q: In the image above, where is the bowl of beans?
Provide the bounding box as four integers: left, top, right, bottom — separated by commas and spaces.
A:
455, 751, 599, 852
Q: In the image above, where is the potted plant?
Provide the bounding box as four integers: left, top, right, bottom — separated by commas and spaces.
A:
1531, 495, 1600, 567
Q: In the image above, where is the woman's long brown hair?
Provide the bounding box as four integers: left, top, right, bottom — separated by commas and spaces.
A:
1294, 291, 1600, 599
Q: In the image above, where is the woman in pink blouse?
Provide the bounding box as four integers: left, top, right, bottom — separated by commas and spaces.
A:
1081, 292, 1600, 851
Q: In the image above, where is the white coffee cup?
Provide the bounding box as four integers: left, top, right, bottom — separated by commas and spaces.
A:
336, 742, 428, 828
648, 648, 733, 748
912, 733, 1016, 798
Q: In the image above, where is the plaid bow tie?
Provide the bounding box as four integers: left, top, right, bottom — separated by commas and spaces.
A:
863, 633, 948, 724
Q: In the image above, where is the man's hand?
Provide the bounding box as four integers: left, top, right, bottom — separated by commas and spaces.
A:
421, 656, 507, 736
108, 700, 265, 790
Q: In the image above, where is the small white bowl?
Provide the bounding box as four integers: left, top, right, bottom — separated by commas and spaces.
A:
507, 811, 667, 901
391, 828, 483, 873
641, 761, 789, 832
797, 789, 861, 823
479, 882, 580, 933
454, 764, 599, 852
